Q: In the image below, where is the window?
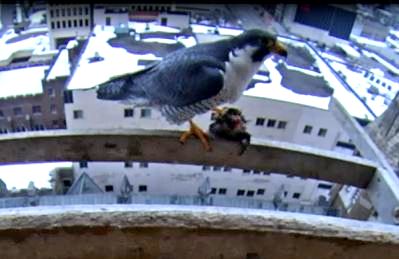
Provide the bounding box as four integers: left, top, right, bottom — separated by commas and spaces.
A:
85, 19, 89, 26
13, 107, 22, 116
318, 183, 332, 189
124, 108, 134, 117
292, 192, 301, 199
32, 105, 41, 114
0, 110, 4, 118
223, 167, 232, 172
210, 188, 217, 194
140, 108, 151, 118
48, 88, 55, 97
246, 190, 255, 197
105, 185, 114, 192
303, 125, 313, 134
57, 21, 60, 28
67, 8, 71, 16
62, 20, 66, 28
124, 161, 133, 168
138, 185, 147, 192
318, 128, 327, 137
242, 169, 251, 174
61, 9, 65, 16
51, 22, 55, 29
255, 117, 265, 126
79, 19, 83, 27
73, 110, 83, 119
253, 170, 261, 175
213, 166, 221, 171
267, 119, 276, 127
52, 120, 59, 128
64, 90, 74, 103
139, 162, 148, 168
278, 121, 287, 129
106, 17, 111, 26
34, 124, 45, 131
79, 7, 83, 15
73, 7, 77, 16
85, 7, 89, 15
74, 20, 77, 27
237, 189, 245, 196
68, 20, 72, 27
50, 10, 54, 17
257, 189, 265, 195
218, 188, 227, 195
55, 9, 59, 17
50, 104, 57, 114
202, 165, 210, 171
79, 161, 88, 168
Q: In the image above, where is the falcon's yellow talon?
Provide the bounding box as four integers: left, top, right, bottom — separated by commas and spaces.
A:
179, 120, 212, 151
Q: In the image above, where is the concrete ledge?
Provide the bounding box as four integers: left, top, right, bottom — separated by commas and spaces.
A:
0, 205, 398, 259
0, 129, 376, 188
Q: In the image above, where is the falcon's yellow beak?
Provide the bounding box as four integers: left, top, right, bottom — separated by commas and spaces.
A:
271, 41, 288, 58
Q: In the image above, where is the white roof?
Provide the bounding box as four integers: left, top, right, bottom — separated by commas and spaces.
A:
335, 42, 361, 59
0, 66, 48, 98
128, 21, 180, 33
0, 29, 51, 63
46, 48, 70, 81
351, 35, 387, 48
244, 58, 331, 110
330, 61, 387, 117
361, 49, 399, 76
190, 24, 217, 34
278, 37, 375, 120
67, 25, 162, 90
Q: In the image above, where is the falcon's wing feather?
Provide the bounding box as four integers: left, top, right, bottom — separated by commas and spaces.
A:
97, 61, 160, 100
141, 55, 225, 107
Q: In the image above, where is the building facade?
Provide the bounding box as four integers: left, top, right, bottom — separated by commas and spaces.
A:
46, 4, 92, 49
64, 86, 355, 207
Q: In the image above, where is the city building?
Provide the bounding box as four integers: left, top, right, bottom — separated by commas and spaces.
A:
0, 31, 84, 133
278, 5, 360, 45
46, 4, 92, 49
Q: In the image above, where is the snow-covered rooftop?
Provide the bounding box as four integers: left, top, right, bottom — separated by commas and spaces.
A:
0, 65, 48, 98
244, 58, 331, 110
67, 26, 158, 90
278, 37, 376, 120
46, 48, 70, 81
335, 42, 361, 59
0, 28, 52, 64
351, 35, 387, 48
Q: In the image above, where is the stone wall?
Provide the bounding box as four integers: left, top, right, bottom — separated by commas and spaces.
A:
367, 92, 399, 172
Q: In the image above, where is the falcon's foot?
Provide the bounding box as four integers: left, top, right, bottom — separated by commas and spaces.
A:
179, 120, 212, 151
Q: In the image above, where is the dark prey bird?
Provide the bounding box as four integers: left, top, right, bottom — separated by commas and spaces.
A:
97, 29, 288, 151
209, 107, 251, 155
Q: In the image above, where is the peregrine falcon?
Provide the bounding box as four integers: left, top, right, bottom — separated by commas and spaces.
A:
97, 29, 287, 151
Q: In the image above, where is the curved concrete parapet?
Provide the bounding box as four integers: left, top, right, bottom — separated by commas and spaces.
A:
0, 129, 376, 188
0, 204, 398, 259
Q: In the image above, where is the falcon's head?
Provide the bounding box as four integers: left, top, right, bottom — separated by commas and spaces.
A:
232, 29, 288, 62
